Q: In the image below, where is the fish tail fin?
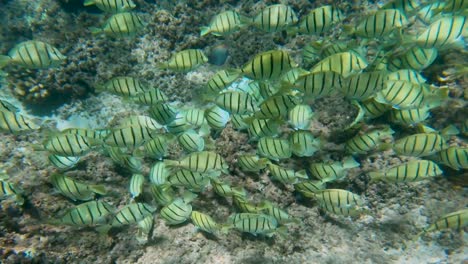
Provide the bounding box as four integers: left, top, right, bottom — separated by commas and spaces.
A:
368, 171, 383, 182
90, 184, 107, 195
239, 15, 252, 26
342, 156, 360, 169
200, 27, 211, 37
285, 26, 299, 37
0, 55, 11, 69
83, 0, 95, 6
156, 62, 168, 70
295, 169, 308, 179
163, 159, 179, 168
219, 224, 232, 235
440, 124, 460, 137
96, 224, 112, 234
343, 25, 355, 36
89, 27, 102, 35
275, 226, 288, 238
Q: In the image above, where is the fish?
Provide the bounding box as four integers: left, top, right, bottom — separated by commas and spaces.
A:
160, 198, 193, 225
149, 103, 178, 125
309, 157, 360, 183
341, 71, 387, 101
149, 162, 171, 185
346, 9, 408, 38
83, 0, 136, 13
360, 98, 391, 119
136, 215, 154, 242
439, 0, 468, 14
289, 130, 321, 157
0, 110, 40, 133
237, 154, 269, 172
302, 43, 320, 64
96, 76, 147, 97
417, 2, 446, 23
251, 4, 298, 32
177, 130, 205, 153
50, 173, 106, 201
293, 180, 326, 197
310, 52, 368, 78
200, 10, 244, 36
166, 113, 195, 135
241, 50, 297, 80
183, 108, 206, 128
320, 203, 363, 217
164, 151, 228, 173
48, 154, 80, 171
369, 159, 443, 182
313, 189, 365, 208
247, 118, 281, 140
158, 49, 208, 72
0, 40, 66, 69
280, 68, 309, 86
375, 80, 425, 109
143, 134, 172, 160
235, 80, 264, 103
90, 12, 145, 37
414, 16, 467, 49
61, 128, 111, 142
106, 146, 143, 173
43, 134, 93, 157
228, 213, 284, 237
51, 201, 115, 227
256, 94, 300, 119
432, 146, 468, 170
131, 88, 168, 105
230, 114, 251, 130
111, 203, 156, 227
0, 178, 24, 205
232, 195, 265, 213
215, 91, 258, 114
388, 47, 438, 71
416, 209, 468, 238
204, 105, 230, 130
386, 69, 427, 84
206, 69, 241, 94
260, 201, 298, 224
297, 5, 343, 35
267, 163, 308, 184
380, 0, 420, 14
345, 127, 394, 154
257, 137, 292, 161
117, 115, 163, 131
389, 107, 432, 126
129, 173, 145, 199
393, 133, 447, 157
294, 71, 343, 98
167, 169, 210, 192
211, 179, 246, 198
150, 183, 175, 206
288, 104, 314, 130
104, 125, 155, 149
0, 99, 19, 112
190, 211, 226, 234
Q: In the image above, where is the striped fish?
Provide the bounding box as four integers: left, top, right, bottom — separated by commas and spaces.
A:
90, 12, 145, 37
393, 133, 447, 156
165, 151, 228, 173
389, 47, 438, 71
204, 105, 230, 130
201, 10, 244, 36
111, 203, 156, 227
433, 146, 468, 170
104, 125, 155, 149
165, 113, 193, 135
48, 154, 80, 171
414, 16, 467, 48
228, 213, 281, 237
183, 108, 206, 127
257, 137, 292, 161
150, 183, 175, 206
236, 80, 264, 103
190, 211, 225, 234
159, 49, 208, 72
289, 130, 321, 157
247, 118, 281, 140
281, 68, 309, 86
44, 134, 93, 157
232, 195, 265, 213
256, 94, 300, 119
0, 99, 19, 113
387, 69, 427, 84
106, 146, 142, 173
50, 173, 106, 201
241, 50, 297, 80
417, 209, 468, 238
131, 88, 168, 105
215, 91, 258, 114
237, 154, 269, 172
97, 76, 147, 97
129, 173, 145, 199
168, 169, 210, 192
143, 134, 171, 159
211, 179, 246, 198
206, 69, 240, 94
0, 178, 24, 205
62, 128, 111, 142
149, 162, 171, 185
260, 201, 297, 224
83, 0, 136, 13
440, 0, 468, 13
345, 127, 394, 154
160, 199, 193, 225
293, 180, 326, 197
117, 115, 163, 131
313, 189, 364, 208
297, 5, 343, 35
375, 80, 425, 109
136, 215, 154, 242
230, 114, 251, 130
302, 43, 320, 64
0, 110, 40, 133
380, 0, 420, 14
389, 107, 431, 126
310, 52, 368, 78
369, 160, 443, 182
288, 104, 314, 130
177, 130, 205, 153
417, 2, 446, 23
349, 9, 408, 38
149, 103, 178, 125
320, 203, 363, 217
251, 4, 298, 32
0, 41, 66, 69
53, 201, 115, 227
294, 71, 343, 98
309, 157, 360, 183
360, 98, 390, 119
341, 72, 386, 101
267, 163, 307, 184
